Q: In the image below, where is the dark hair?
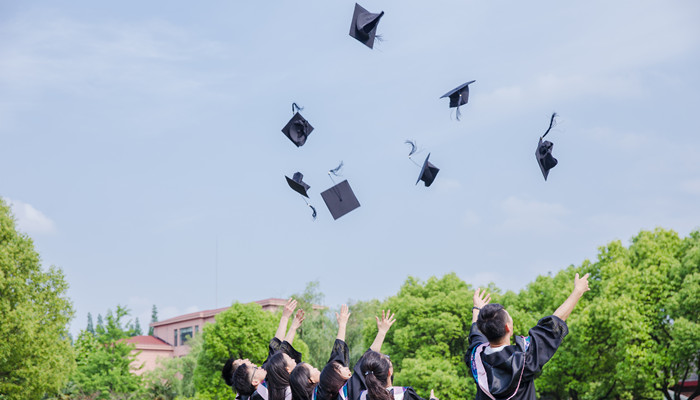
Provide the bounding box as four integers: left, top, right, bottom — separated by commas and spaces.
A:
223, 358, 238, 386
359, 351, 392, 400
233, 364, 256, 396
315, 361, 348, 400
266, 353, 291, 400
290, 363, 315, 400
477, 303, 509, 342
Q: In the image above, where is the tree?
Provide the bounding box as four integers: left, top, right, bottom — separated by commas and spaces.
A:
377, 273, 479, 400
193, 302, 309, 400
0, 198, 75, 400
130, 318, 143, 337
292, 281, 335, 368
86, 312, 95, 335
97, 314, 104, 331
71, 305, 144, 399
149, 304, 158, 336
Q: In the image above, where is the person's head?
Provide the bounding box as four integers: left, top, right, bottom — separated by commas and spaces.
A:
223, 358, 247, 386
476, 303, 513, 343
233, 360, 267, 396
266, 353, 295, 400
359, 351, 393, 400
290, 362, 320, 400
315, 361, 352, 400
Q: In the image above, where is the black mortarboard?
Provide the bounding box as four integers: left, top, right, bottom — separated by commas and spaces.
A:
440, 80, 475, 120
285, 172, 310, 198
321, 180, 361, 220
416, 153, 439, 187
282, 104, 314, 147
535, 113, 559, 181
349, 3, 384, 49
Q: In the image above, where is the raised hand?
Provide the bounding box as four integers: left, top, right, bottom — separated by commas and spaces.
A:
283, 298, 298, 319
376, 309, 396, 334
574, 273, 590, 295
336, 304, 351, 326
430, 389, 438, 400
473, 288, 491, 309
291, 309, 305, 329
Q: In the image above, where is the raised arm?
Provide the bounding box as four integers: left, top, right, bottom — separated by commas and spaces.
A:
336, 304, 351, 341
275, 298, 297, 341
284, 309, 305, 344
369, 309, 396, 353
471, 288, 491, 323
553, 273, 590, 321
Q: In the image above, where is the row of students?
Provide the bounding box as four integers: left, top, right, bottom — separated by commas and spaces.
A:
222, 302, 439, 400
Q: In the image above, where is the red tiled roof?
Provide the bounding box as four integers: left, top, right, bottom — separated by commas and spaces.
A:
123, 335, 171, 346
149, 298, 326, 328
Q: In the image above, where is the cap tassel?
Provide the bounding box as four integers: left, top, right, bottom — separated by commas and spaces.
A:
405, 140, 421, 167
541, 112, 558, 139
328, 161, 345, 201
328, 161, 344, 177
455, 94, 463, 121
300, 197, 317, 221
292, 102, 304, 114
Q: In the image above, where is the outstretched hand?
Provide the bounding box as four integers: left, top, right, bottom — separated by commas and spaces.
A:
283, 298, 297, 319
291, 309, 305, 328
473, 288, 491, 309
430, 389, 438, 400
574, 273, 590, 295
376, 309, 396, 333
336, 304, 351, 326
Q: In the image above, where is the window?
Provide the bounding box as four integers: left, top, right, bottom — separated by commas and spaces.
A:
195, 325, 199, 334
180, 327, 193, 344
174, 329, 178, 347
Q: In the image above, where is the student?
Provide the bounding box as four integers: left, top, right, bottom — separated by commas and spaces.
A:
351, 311, 438, 400
228, 299, 306, 399
467, 273, 591, 400
289, 304, 351, 400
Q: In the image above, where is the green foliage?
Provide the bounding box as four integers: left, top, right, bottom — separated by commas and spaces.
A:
144, 334, 203, 400
346, 298, 382, 365
149, 304, 158, 336
193, 302, 281, 400
378, 273, 477, 400
292, 281, 336, 368
0, 198, 75, 400
71, 305, 145, 399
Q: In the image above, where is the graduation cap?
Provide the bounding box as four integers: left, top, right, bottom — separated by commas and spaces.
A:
349, 3, 384, 49
285, 172, 317, 220
535, 113, 559, 181
406, 140, 440, 187
281, 103, 314, 147
320, 162, 361, 220
440, 80, 475, 120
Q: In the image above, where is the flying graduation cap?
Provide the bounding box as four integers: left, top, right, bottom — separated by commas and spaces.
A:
285, 172, 317, 220
281, 103, 314, 147
440, 80, 475, 121
349, 3, 384, 49
320, 162, 361, 220
535, 113, 559, 181
406, 140, 440, 187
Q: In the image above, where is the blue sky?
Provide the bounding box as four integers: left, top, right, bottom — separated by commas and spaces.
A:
1, 0, 699, 337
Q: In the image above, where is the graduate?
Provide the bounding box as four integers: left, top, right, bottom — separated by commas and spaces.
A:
230, 300, 306, 400
289, 304, 351, 400
351, 311, 439, 400
466, 274, 591, 400
223, 299, 300, 397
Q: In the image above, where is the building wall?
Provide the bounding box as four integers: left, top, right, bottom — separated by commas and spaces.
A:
153, 316, 214, 357
131, 347, 173, 375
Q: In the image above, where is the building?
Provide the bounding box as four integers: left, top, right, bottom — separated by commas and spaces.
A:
129, 298, 322, 374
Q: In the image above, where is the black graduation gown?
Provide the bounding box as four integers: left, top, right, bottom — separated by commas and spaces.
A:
358, 386, 428, 400
465, 315, 568, 400
315, 339, 351, 400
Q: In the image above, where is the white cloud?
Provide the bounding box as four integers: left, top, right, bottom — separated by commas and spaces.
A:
4, 197, 56, 235
495, 196, 569, 234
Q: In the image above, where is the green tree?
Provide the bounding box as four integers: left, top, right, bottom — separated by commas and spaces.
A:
193, 302, 284, 400
71, 305, 144, 399
377, 273, 479, 400
87, 312, 95, 335
0, 198, 75, 400
149, 304, 158, 336
131, 318, 143, 337
292, 281, 335, 368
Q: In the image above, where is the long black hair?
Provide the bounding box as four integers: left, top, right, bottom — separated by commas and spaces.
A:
289, 363, 315, 400
266, 353, 291, 400
359, 351, 392, 400
315, 361, 348, 400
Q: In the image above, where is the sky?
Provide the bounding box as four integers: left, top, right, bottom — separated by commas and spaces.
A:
1, 0, 699, 338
